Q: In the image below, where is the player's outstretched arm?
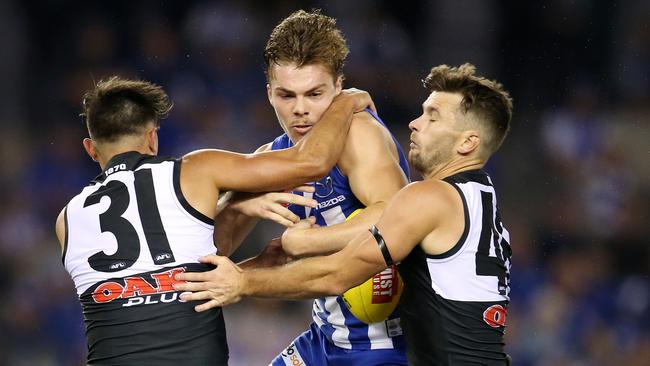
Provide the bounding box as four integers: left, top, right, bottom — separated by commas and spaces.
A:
174, 181, 452, 311
212, 143, 268, 257
282, 111, 408, 257
182, 89, 375, 195
177, 90, 372, 230
212, 141, 317, 256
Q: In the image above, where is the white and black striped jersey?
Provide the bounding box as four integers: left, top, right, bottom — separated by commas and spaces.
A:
398, 170, 511, 365
63, 151, 228, 365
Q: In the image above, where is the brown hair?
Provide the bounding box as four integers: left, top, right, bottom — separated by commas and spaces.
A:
264, 9, 349, 81
81, 76, 172, 142
423, 63, 513, 153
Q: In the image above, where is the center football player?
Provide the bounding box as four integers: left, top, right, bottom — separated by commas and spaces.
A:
213, 10, 410, 366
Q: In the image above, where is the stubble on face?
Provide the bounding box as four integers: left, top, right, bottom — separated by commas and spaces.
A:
409, 143, 452, 176
408, 91, 466, 177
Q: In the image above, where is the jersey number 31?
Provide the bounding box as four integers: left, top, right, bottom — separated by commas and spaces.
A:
83, 169, 176, 272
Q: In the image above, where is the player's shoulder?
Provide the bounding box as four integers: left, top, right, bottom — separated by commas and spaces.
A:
396, 180, 459, 211
349, 110, 388, 137
408, 179, 458, 197
344, 111, 395, 155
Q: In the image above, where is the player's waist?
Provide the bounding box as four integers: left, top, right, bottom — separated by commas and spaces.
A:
312, 298, 403, 346
311, 319, 405, 350
86, 309, 227, 365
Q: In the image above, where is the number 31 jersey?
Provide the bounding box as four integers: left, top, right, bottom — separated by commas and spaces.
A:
63, 151, 228, 365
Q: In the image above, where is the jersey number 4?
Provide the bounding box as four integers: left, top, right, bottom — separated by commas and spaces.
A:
476, 190, 511, 296
83, 169, 176, 272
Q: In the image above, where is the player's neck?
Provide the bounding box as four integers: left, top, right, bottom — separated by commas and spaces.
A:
94, 131, 158, 170
97, 145, 153, 170
424, 158, 484, 181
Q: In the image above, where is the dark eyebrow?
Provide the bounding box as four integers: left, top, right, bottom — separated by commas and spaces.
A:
305, 84, 327, 94
274, 87, 295, 95
275, 84, 327, 95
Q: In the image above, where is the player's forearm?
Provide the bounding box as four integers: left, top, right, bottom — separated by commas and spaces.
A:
241, 257, 342, 299
215, 191, 234, 217
294, 97, 355, 172
214, 209, 258, 256
284, 202, 387, 257
237, 255, 275, 270
237, 249, 286, 270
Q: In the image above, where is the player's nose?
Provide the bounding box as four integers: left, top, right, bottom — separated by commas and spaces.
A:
408, 117, 419, 131
292, 96, 307, 116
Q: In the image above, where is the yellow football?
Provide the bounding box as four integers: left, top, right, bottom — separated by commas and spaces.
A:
341, 209, 403, 324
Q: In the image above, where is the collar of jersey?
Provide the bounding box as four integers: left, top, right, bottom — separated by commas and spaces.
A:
91, 151, 154, 184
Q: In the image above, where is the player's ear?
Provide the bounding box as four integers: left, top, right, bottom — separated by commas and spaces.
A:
147, 127, 159, 155
458, 131, 480, 155
335, 75, 343, 94
83, 138, 99, 162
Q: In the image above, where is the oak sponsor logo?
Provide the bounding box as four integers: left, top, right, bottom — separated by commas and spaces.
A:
92, 267, 187, 307
280, 342, 305, 366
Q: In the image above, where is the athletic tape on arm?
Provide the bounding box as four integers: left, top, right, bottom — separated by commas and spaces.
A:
369, 225, 394, 266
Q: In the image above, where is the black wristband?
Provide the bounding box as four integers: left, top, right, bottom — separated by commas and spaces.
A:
369, 225, 394, 266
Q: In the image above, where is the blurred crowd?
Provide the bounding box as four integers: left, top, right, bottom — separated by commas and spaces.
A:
0, 1, 647, 365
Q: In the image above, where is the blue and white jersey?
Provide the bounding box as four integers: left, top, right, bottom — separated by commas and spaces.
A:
271, 109, 410, 350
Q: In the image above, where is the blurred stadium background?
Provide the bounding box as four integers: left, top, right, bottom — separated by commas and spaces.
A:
0, 0, 648, 365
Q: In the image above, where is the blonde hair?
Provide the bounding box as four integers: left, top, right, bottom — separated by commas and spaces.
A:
264, 9, 349, 81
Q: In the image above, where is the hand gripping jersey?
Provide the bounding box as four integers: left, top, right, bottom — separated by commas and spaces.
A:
399, 170, 512, 365
271, 109, 410, 351
63, 152, 228, 365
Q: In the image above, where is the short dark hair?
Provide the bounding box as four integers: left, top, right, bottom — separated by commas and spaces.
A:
423, 63, 513, 153
264, 9, 349, 81
81, 76, 172, 142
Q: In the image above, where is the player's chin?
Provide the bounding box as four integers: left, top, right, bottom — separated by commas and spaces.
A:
408, 150, 418, 161
288, 132, 308, 143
